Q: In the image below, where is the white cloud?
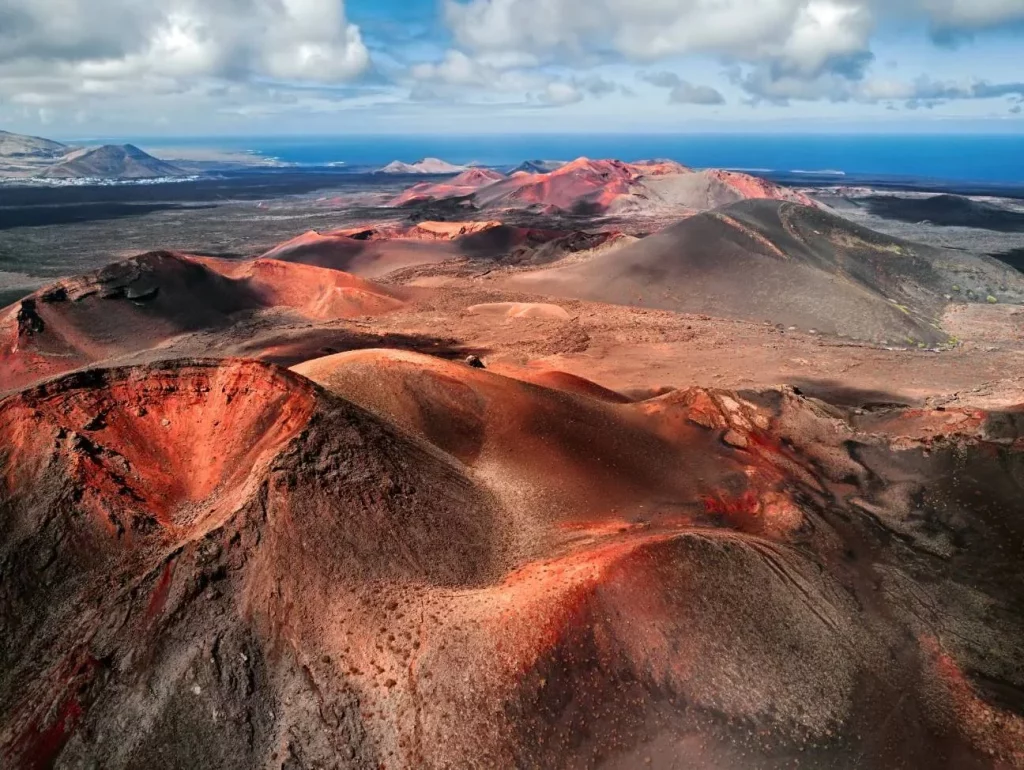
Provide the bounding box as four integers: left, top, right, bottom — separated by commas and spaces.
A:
639, 71, 725, 104
0, 0, 372, 130
917, 0, 1024, 29
0, 0, 370, 84
537, 80, 583, 105
444, 0, 877, 79
574, 74, 622, 97
1, 0, 1022, 130
408, 49, 586, 105
442, 0, 1024, 109
411, 50, 493, 86
742, 70, 1024, 104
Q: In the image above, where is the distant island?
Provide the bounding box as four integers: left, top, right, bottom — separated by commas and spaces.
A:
0, 129, 187, 181
376, 157, 468, 174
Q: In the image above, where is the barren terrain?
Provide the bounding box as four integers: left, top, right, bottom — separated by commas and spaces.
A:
1, 160, 1023, 769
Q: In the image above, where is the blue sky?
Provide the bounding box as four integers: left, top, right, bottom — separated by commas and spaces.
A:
1, 0, 1022, 136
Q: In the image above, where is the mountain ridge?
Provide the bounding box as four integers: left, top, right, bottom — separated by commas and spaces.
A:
39, 144, 187, 180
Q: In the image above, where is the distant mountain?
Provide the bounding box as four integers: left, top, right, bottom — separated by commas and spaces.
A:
511, 159, 567, 174
0, 129, 73, 178
389, 167, 507, 206
0, 129, 68, 159
39, 144, 186, 180
390, 156, 814, 215
377, 158, 467, 175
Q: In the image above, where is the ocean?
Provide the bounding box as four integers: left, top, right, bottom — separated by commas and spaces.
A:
126, 133, 1024, 188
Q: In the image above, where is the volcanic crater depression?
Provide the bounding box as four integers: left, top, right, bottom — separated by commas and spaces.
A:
1, 156, 1024, 769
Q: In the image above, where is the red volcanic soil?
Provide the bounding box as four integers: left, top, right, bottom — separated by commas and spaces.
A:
0, 358, 501, 768
4, 166, 1024, 768
386, 157, 814, 216
629, 159, 692, 175
486, 361, 634, 403
0, 252, 403, 391
467, 301, 572, 321
640, 168, 818, 211
407, 220, 504, 239
706, 169, 817, 206
258, 230, 459, 277
3, 353, 1022, 767
293, 349, 766, 520
192, 258, 404, 320
262, 221, 619, 273
473, 157, 642, 214
390, 168, 507, 206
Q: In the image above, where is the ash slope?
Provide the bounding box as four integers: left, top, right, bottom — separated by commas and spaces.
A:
1, 355, 1023, 769
508, 199, 1024, 346
865, 194, 1024, 232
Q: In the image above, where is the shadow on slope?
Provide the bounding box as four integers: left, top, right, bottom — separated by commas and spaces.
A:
0, 251, 404, 391
866, 194, 1024, 232
506, 199, 1024, 347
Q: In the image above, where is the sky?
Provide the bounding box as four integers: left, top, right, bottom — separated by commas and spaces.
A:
0, 0, 1022, 136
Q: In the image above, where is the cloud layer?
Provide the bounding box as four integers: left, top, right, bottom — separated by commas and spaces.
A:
0, 0, 1021, 132
0, 0, 369, 107
442, 0, 1024, 103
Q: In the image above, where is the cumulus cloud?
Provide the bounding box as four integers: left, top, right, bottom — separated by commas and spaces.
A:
0, 0, 370, 85
443, 0, 1024, 57
445, 0, 877, 79
0, 0, 373, 130
536, 80, 584, 105
917, 0, 1024, 30
408, 49, 626, 105
639, 71, 725, 104
669, 82, 726, 105
408, 49, 557, 103
737, 67, 863, 103
443, 0, 1024, 107
574, 75, 622, 97
3, 0, 1022, 129
410, 50, 493, 86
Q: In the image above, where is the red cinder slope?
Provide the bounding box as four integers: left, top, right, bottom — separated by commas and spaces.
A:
472, 157, 640, 213
0, 358, 501, 769
386, 157, 814, 216
390, 167, 507, 206
260, 229, 458, 277
706, 169, 817, 206
629, 158, 692, 175
193, 258, 405, 319
0, 252, 403, 391
2, 354, 1022, 768
262, 221, 618, 270
293, 349, 778, 525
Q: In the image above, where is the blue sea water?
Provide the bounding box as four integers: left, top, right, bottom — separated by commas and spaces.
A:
133, 133, 1024, 187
